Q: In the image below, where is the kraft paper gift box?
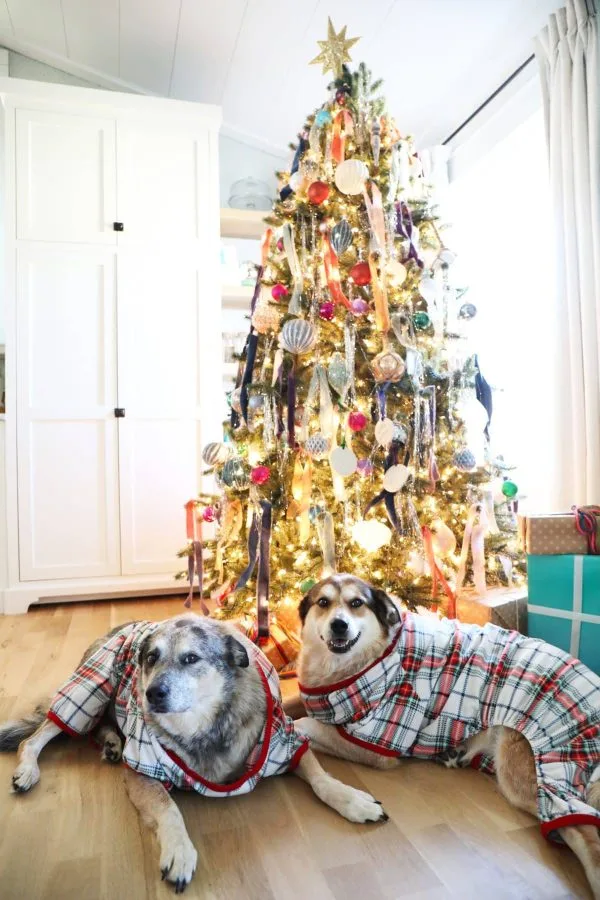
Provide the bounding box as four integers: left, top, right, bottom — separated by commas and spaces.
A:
527, 555, 600, 674
455, 586, 528, 633
519, 512, 599, 555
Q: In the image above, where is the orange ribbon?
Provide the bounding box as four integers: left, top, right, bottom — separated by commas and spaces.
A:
368, 254, 390, 334
422, 525, 456, 617
331, 110, 354, 164
287, 454, 313, 542
323, 236, 351, 309
260, 228, 273, 268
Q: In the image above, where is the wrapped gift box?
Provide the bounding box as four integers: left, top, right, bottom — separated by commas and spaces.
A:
518, 511, 599, 555
527, 554, 600, 673
455, 586, 528, 633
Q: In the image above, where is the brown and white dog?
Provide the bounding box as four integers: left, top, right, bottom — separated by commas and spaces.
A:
296, 574, 600, 898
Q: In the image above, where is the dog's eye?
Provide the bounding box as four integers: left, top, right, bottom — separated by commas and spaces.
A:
146, 651, 159, 667
349, 598, 364, 608
182, 653, 200, 665
317, 597, 329, 608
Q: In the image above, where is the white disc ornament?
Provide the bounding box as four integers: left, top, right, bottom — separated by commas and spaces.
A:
330, 446, 358, 477
387, 259, 407, 287
383, 464, 409, 493
305, 432, 331, 459
280, 318, 317, 355
374, 418, 395, 447
334, 159, 369, 195
431, 519, 457, 556
202, 442, 230, 467
351, 519, 392, 553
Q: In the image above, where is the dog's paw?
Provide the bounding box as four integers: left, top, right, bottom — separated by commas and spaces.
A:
439, 748, 466, 769
11, 761, 40, 793
100, 730, 123, 764
159, 831, 198, 894
316, 776, 388, 825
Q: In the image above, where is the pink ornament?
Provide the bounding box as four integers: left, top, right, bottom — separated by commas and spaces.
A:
351, 298, 369, 315
276, 238, 284, 252
250, 465, 271, 486
357, 459, 373, 478
202, 506, 216, 523
319, 301, 335, 321
348, 411, 368, 432
271, 283, 289, 301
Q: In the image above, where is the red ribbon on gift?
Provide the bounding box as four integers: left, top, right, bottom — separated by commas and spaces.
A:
573, 506, 600, 555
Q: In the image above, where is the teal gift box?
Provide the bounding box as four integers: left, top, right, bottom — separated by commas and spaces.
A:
527, 555, 600, 673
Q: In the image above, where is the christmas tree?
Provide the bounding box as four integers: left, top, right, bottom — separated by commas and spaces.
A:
180, 21, 524, 658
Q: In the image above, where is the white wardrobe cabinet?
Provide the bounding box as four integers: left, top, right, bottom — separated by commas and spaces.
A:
1, 80, 223, 614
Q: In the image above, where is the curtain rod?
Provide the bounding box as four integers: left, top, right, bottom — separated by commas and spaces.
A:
442, 54, 536, 146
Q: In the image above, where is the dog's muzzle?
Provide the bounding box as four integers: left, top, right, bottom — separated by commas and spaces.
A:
146, 679, 170, 713
326, 619, 361, 654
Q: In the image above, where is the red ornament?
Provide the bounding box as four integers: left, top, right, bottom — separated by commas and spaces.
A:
271, 283, 289, 301
348, 411, 368, 432
349, 261, 371, 286
319, 301, 335, 321
250, 465, 271, 486
202, 506, 216, 523
307, 181, 330, 205
335, 89, 347, 106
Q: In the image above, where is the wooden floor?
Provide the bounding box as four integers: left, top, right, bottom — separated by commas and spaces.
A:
0, 598, 593, 900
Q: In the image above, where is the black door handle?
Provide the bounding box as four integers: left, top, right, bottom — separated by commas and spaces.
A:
114, 408, 126, 418
113, 222, 124, 231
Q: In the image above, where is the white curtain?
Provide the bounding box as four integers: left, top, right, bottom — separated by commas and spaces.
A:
535, 0, 600, 508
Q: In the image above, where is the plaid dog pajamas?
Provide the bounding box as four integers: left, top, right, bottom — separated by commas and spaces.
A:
48, 621, 308, 796
300, 612, 600, 841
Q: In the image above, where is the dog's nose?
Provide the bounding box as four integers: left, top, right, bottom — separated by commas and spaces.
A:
146, 680, 169, 707
330, 618, 349, 637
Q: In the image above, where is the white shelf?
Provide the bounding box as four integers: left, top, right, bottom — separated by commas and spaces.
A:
222, 284, 254, 310
220, 208, 267, 240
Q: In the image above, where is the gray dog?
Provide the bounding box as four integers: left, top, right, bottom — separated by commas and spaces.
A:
0, 613, 387, 892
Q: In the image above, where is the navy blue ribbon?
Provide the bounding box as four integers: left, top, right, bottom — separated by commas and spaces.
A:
257, 500, 272, 638
240, 333, 259, 422
474, 354, 492, 439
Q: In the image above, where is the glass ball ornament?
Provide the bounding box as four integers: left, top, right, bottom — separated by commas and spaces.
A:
351, 298, 369, 316
349, 261, 371, 286
280, 318, 317, 354
501, 479, 519, 499
334, 159, 369, 195
202, 442, 230, 467
248, 393, 265, 411
307, 180, 330, 205
438, 247, 457, 266
315, 108, 332, 126
327, 352, 349, 395
305, 432, 331, 459
221, 457, 250, 489
412, 311, 431, 331
330, 218, 352, 256
357, 458, 373, 478
271, 283, 289, 301
348, 410, 368, 432
453, 448, 477, 472
230, 387, 243, 414
392, 421, 408, 443
250, 465, 271, 486
372, 349, 406, 383
252, 304, 280, 335
202, 505, 217, 523
458, 302, 478, 320
300, 157, 320, 182
319, 300, 335, 321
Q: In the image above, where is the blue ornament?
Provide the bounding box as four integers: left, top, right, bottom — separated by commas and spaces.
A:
315, 109, 332, 127
453, 448, 477, 472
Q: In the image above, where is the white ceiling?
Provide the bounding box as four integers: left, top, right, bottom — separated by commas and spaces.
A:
0, 0, 563, 152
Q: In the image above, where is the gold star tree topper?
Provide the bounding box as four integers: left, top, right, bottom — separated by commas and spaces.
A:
310, 18, 360, 79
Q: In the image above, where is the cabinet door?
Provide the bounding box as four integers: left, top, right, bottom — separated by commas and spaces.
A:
117, 252, 204, 575
116, 121, 209, 248
16, 109, 117, 244
17, 247, 120, 580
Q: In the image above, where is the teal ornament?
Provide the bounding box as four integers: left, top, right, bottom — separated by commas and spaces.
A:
221, 457, 250, 489
300, 577, 316, 593
315, 109, 332, 126
501, 480, 518, 499
330, 218, 352, 256
453, 448, 477, 472
413, 311, 431, 331
327, 352, 349, 396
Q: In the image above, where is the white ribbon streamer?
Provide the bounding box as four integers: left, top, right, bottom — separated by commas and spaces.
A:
456, 503, 489, 597
282, 222, 304, 315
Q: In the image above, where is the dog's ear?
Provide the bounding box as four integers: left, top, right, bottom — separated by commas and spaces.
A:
137, 634, 151, 667
369, 587, 401, 630
224, 635, 249, 669
298, 593, 313, 624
